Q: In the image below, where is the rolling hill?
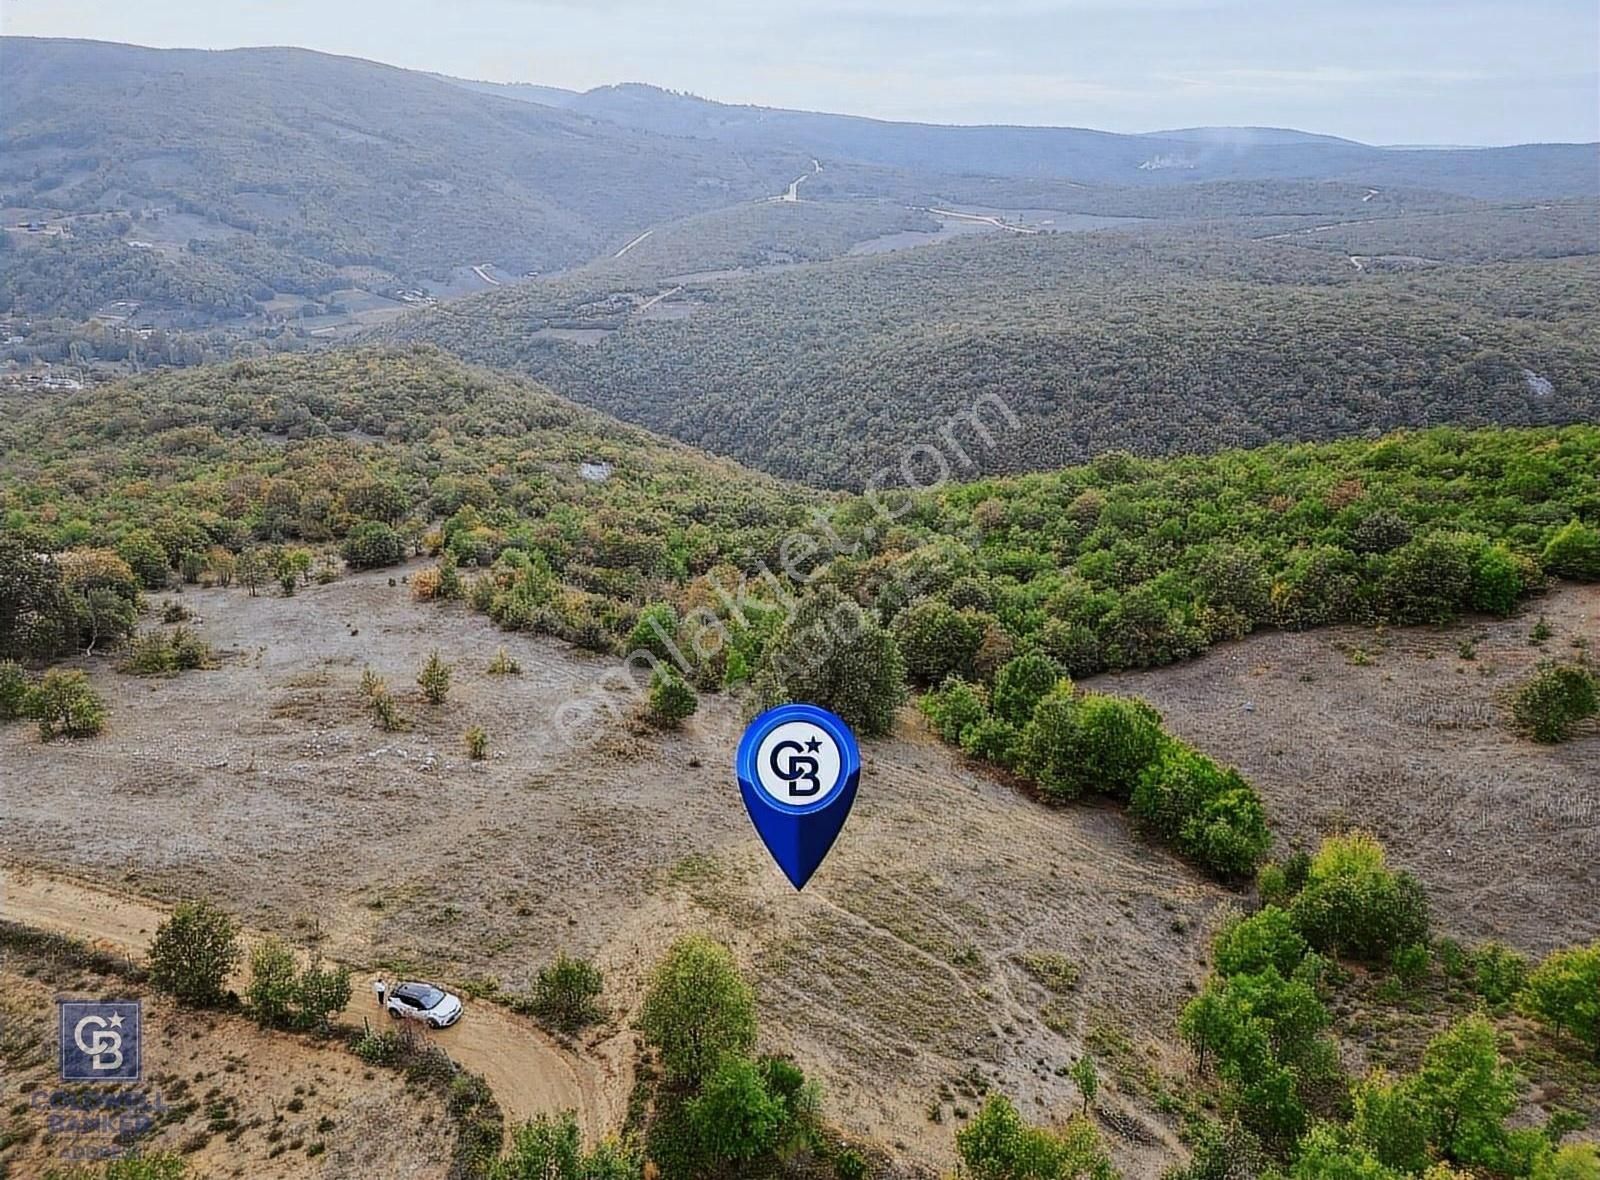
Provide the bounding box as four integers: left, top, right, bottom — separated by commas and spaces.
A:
384, 227, 1600, 488
0, 38, 809, 314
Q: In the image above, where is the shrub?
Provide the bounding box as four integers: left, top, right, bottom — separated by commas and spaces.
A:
490, 1113, 640, 1180
353, 1029, 404, 1065
1068, 1055, 1098, 1115
991, 652, 1061, 726
341, 521, 406, 570
28, 669, 107, 739
645, 666, 698, 728
1542, 519, 1600, 580
918, 675, 988, 744
247, 937, 299, 1027
487, 647, 521, 675
755, 587, 905, 737
121, 627, 213, 676
0, 660, 29, 719
417, 651, 451, 704
1510, 662, 1598, 742
465, 726, 489, 760
1131, 742, 1271, 876
1468, 942, 1529, 1009
1288, 833, 1429, 963
1382, 532, 1486, 623
955, 1094, 1115, 1180
890, 599, 983, 686
118, 530, 171, 590
638, 935, 756, 1085
1018, 687, 1166, 801
1392, 943, 1430, 990
625, 603, 680, 663
1213, 907, 1309, 979
529, 954, 605, 1033
1069, 693, 1166, 800
1519, 942, 1600, 1059
148, 900, 241, 1007
370, 690, 409, 732
1183, 788, 1273, 879
959, 715, 1022, 766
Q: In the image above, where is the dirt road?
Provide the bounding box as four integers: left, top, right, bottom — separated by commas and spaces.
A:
0, 866, 628, 1139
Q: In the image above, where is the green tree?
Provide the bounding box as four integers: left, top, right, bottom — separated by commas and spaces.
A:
684, 1055, 785, 1165
1349, 1070, 1431, 1173
0, 536, 74, 660
148, 900, 241, 1007
246, 937, 298, 1027
1213, 907, 1308, 979
341, 520, 406, 569
755, 587, 905, 737
1286, 1125, 1406, 1180
1519, 942, 1600, 1059
1288, 832, 1429, 962
294, 962, 352, 1032
991, 652, 1062, 726
530, 953, 605, 1033
638, 935, 757, 1086
236, 548, 270, 597
417, 650, 451, 704
1413, 1015, 1520, 1164
117, 529, 170, 590
28, 669, 107, 739
891, 599, 983, 686
1068, 1054, 1098, 1116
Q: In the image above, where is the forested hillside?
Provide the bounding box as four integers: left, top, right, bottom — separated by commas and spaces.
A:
0, 38, 808, 313
385, 229, 1600, 487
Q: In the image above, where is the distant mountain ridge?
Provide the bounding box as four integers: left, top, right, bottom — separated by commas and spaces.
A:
438, 78, 1598, 199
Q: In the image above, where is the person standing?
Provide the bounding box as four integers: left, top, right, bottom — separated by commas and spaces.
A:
373, 977, 387, 1010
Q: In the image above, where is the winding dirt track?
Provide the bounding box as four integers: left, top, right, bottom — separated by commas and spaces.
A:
0, 866, 627, 1139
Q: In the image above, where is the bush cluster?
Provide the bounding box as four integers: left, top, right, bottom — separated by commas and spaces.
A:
920, 657, 1271, 878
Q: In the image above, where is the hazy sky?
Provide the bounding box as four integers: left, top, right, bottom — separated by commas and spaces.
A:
4, 0, 1597, 144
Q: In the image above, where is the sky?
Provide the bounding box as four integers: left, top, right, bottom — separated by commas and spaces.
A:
3, 0, 1597, 145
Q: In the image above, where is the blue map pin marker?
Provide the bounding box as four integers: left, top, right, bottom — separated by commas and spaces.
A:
736, 703, 861, 890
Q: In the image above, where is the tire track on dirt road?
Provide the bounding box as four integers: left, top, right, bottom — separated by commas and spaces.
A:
0, 865, 628, 1141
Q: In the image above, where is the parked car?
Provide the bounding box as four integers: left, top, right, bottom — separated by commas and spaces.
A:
385, 981, 463, 1028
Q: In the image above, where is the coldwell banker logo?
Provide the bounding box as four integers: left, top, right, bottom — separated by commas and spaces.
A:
59, 1000, 142, 1082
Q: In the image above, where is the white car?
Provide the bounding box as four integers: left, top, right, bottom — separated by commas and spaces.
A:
386, 981, 463, 1028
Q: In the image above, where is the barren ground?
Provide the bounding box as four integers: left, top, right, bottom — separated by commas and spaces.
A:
1104, 582, 1600, 955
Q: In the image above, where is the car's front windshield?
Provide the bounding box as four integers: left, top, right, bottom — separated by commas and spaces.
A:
409, 986, 445, 1009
